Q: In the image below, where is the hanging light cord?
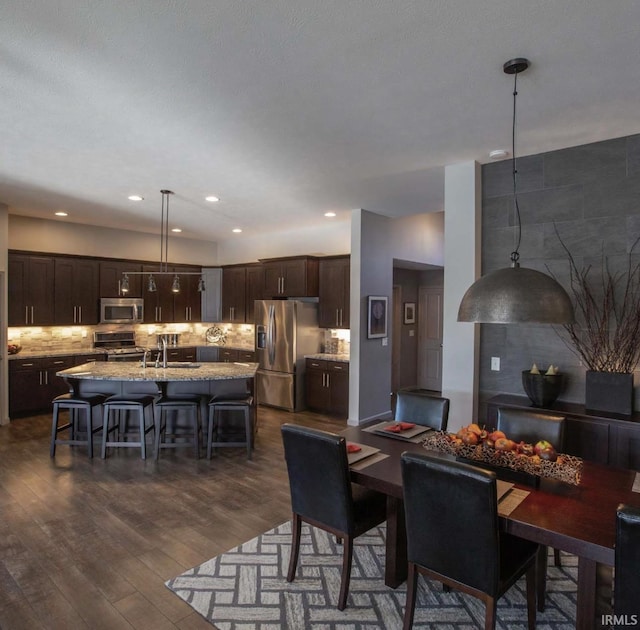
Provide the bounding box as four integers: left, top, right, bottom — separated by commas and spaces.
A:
510, 70, 522, 266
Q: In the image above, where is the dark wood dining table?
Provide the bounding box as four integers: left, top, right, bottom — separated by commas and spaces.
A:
342, 424, 640, 630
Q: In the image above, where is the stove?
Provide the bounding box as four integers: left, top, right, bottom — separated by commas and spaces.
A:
94, 331, 149, 362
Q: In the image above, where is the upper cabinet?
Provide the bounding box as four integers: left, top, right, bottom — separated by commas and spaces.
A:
261, 256, 319, 298
318, 255, 350, 329
245, 263, 264, 324
201, 268, 222, 322
54, 257, 99, 325
142, 264, 202, 324
221, 265, 247, 323
99, 260, 143, 297
172, 265, 202, 323
8, 253, 55, 326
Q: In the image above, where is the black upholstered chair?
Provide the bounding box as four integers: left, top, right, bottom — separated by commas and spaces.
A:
401, 451, 538, 630
281, 423, 386, 610
395, 390, 449, 431
614, 504, 640, 624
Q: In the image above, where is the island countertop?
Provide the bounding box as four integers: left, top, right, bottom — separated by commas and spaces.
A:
57, 361, 258, 382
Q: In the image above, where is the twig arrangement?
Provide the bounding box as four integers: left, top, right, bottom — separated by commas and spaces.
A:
553, 227, 640, 373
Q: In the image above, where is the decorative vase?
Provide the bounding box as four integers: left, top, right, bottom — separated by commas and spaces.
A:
585, 371, 633, 416
521, 371, 563, 408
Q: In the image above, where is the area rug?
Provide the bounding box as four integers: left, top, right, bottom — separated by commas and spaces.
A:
166, 521, 577, 629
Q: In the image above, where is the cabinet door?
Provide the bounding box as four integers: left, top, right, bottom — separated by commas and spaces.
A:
262, 263, 282, 298
142, 264, 174, 323
173, 267, 202, 323
221, 267, 246, 322
180, 347, 197, 362
611, 424, 640, 471
565, 417, 610, 464
319, 257, 350, 328
54, 258, 98, 325
99, 261, 142, 297
8, 254, 29, 326
29, 256, 55, 325
245, 265, 264, 324
9, 367, 46, 415
305, 367, 329, 412
329, 368, 349, 418
219, 348, 238, 363
237, 350, 256, 362
281, 259, 307, 297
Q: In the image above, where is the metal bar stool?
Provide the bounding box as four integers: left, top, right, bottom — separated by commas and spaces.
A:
50, 393, 107, 458
101, 395, 156, 459
206, 395, 254, 460
154, 396, 201, 459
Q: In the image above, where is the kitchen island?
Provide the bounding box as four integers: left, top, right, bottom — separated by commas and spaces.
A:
56, 361, 258, 400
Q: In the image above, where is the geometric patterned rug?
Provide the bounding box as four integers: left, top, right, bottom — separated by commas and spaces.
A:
166, 521, 578, 629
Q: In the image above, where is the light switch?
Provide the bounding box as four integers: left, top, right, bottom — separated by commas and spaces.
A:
409, 329, 415, 337
491, 357, 500, 371
382, 337, 388, 346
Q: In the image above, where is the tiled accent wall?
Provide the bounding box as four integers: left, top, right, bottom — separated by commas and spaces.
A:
479, 133, 640, 420
323, 329, 350, 355
8, 321, 255, 353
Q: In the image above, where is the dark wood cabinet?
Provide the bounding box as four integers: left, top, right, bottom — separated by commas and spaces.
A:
218, 348, 256, 363
172, 267, 202, 323
318, 255, 350, 329
261, 256, 319, 298
486, 394, 640, 470
99, 260, 143, 297
221, 266, 247, 323
245, 264, 264, 324
54, 257, 99, 325
8, 253, 55, 326
142, 264, 175, 323
305, 358, 349, 418
165, 346, 197, 362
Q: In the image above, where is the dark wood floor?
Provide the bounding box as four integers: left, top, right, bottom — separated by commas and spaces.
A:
0, 406, 346, 629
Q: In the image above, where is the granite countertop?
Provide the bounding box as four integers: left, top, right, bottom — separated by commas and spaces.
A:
196, 343, 255, 351
8, 348, 107, 360
57, 361, 258, 382
305, 353, 350, 363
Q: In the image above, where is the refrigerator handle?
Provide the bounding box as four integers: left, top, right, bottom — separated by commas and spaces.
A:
267, 304, 276, 365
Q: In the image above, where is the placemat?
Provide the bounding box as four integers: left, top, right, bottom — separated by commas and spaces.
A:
498, 488, 530, 516
364, 420, 433, 441
350, 452, 390, 470
346, 443, 380, 465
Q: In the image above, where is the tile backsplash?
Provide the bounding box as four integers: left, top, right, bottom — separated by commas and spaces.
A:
8, 322, 256, 353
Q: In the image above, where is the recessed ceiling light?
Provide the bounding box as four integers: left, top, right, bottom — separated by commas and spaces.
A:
171, 228, 182, 233
324, 212, 336, 218
54, 211, 68, 217
205, 196, 220, 203
128, 195, 144, 201
489, 149, 509, 160
232, 228, 242, 233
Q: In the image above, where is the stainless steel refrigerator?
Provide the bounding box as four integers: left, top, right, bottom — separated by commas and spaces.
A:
255, 300, 322, 411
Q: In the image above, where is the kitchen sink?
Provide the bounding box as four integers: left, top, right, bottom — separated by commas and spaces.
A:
165, 362, 201, 369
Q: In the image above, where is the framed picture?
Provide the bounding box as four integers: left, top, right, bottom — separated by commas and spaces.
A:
404, 302, 416, 324
367, 296, 388, 338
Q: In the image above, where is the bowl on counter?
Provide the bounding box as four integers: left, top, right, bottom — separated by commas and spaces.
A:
7, 344, 22, 355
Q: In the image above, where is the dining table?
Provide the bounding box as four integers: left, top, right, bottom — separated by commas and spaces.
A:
341, 422, 640, 630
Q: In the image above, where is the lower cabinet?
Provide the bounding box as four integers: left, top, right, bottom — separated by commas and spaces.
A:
165, 346, 197, 362
9, 354, 104, 416
219, 348, 256, 363
305, 359, 349, 418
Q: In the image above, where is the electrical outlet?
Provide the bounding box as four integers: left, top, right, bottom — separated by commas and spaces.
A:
409, 330, 415, 337
491, 357, 500, 371
382, 337, 388, 346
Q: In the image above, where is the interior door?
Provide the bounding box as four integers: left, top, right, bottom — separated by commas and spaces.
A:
418, 286, 443, 391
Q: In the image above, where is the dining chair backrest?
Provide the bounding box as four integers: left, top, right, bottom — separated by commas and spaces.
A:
401, 451, 500, 594
395, 391, 449, 431
615, 504, 640, 619
281, 423, 354, 535
496, 408, 566, 449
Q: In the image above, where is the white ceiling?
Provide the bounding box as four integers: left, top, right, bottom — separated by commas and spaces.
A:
3, 1, 640, 243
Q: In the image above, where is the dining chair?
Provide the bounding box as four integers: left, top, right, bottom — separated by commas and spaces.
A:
496, 406, 566, 609
614, 504, 640, 622
395, 390, 449, 431
280, 423, 387, 610
401, 451, 538, 630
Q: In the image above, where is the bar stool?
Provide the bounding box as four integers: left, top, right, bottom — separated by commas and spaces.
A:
206, 395, 254, 460
154, 395, 201, 459
50, 393, 107, 458
101, 395, 156, 460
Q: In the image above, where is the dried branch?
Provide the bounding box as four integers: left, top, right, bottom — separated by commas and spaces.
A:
551, 226, 640, 373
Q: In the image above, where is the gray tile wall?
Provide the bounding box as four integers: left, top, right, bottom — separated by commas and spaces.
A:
479, 134, 640, 421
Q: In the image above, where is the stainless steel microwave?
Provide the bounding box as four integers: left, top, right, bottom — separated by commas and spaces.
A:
100, 298, 144, 324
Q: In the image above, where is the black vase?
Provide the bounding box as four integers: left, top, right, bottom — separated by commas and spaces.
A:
521, 371, 563, 408
585, 370, 633, 416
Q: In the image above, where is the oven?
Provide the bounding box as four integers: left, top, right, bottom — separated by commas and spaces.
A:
94, 331, 148, 362
105, 349, 147, 362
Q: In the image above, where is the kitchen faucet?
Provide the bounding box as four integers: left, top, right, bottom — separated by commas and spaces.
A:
161, 337, 168, 368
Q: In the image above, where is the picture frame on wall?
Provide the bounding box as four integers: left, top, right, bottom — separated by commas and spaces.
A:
367, 296, 388, 338
404, 302, 416, 324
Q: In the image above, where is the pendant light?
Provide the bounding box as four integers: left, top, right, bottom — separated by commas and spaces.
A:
121, 189, 205, 293
457, 58, 574, 324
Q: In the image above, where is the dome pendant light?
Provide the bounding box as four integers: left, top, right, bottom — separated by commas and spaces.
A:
457, 58, 574, 324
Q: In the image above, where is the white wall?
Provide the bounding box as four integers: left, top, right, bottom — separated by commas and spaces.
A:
442, 161, 481, 430
390, 212, 444, 266
216, 219, 351, 264
8, 215, 218, 265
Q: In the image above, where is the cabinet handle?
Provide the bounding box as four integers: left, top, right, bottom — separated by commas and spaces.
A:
45, 371, 49, 385
31, 306, 34, 324
39, 371, 42, 386
79, 306, 82, 323
158, 307, 162, 321
336, 309, 339, 327
340, 309, 343, 327
326, 373, 330, 388
21, 363, 34, 367
73, 306, 77, 323
53, 360, 64, 365
25, 306, 29, 325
